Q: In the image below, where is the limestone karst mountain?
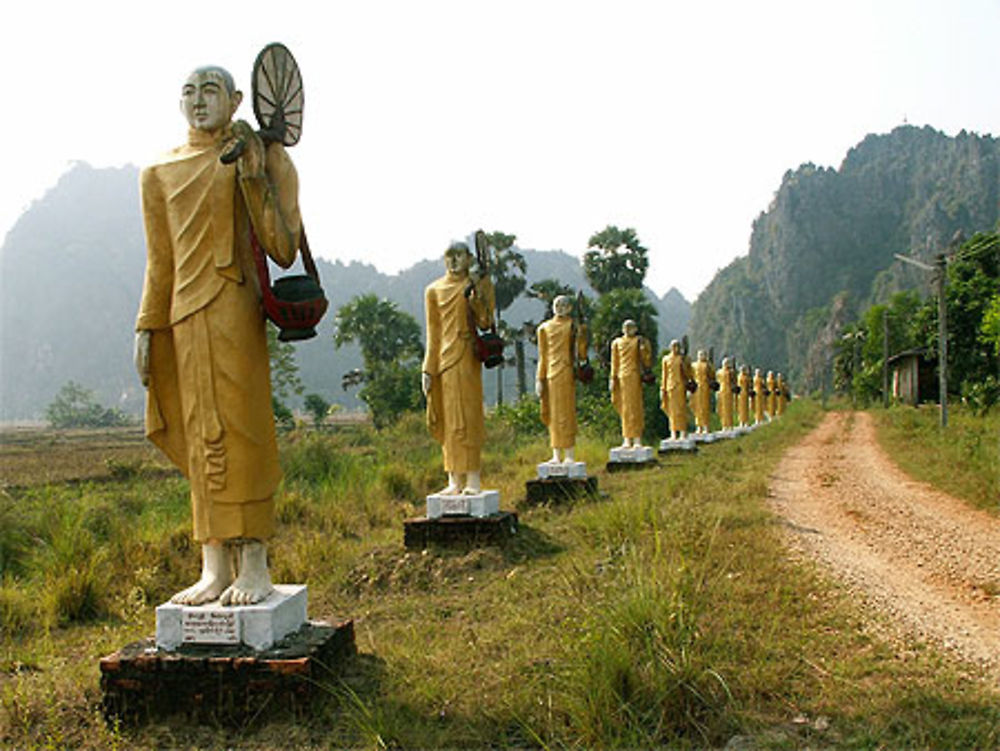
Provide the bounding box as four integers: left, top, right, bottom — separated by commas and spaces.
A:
689, 125, 1000, 389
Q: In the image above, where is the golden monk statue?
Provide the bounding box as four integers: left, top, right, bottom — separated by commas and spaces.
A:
766, 370, 778, 420
716, 357, 735, 431
690, 350, 713, 435
776, 372, 788, 416
609, 319, 652, 447
660, 339, 693, 441
422, 241, 496, 495
752, 368, 766, 425
536, 295, 586, 463
134, 66, 300, 606
737, 364, 751, 428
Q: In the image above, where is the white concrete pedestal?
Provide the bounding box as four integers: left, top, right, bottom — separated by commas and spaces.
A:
659, 437, 696, 452
608, 445, 654, 463
155, 584, 307, 652
426, 490, 500, 519
537, 461, 588, 480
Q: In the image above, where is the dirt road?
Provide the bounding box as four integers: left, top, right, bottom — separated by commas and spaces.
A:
770, 410, 1000, 679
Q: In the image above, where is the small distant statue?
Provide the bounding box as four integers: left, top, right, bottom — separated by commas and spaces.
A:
737, 364, 752, 428
776, 372, 789, 416
609, 319, 652, 448
752, 367, 766, 425
766, 370, 778, 421
536, 295, 587, 463
134, 64, 301, 606
690, 350, 713, 435
660, 339, 693, 441
422, 240, 496, 495
716, 357, 736, 431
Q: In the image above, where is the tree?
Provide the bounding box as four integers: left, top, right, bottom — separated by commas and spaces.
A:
303, 393, 330, 428
334, 294, 424, 428
334, 294, 423, 364
583, 225, 649, 294
46, 381, 130, 428
484, 231, 527, 406
267, 322, 303, 420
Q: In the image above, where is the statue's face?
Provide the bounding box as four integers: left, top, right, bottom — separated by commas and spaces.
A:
622, 320, 637, 337
444, 245, 472, 274
181, 70, 240, 132
553, 296, 572, 317
697, 350, 707, 362
670, 340, 680, 354
722, 357, 731, 369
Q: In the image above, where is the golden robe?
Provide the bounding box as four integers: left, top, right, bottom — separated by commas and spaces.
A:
660, 352, 692, 434
737, 371, 751, 425
716, 366, 735, 430
690, 360, 713, 430
423, 272, 494, 473
776, 376, 788, 416
536, 315, 581, 449
766, 373, 778, 417
137, 127, 300, 542
611, 335, 650, 440
752, 373, 766, 423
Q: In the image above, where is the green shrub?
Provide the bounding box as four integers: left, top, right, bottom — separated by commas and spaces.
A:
0, 582, 40, 638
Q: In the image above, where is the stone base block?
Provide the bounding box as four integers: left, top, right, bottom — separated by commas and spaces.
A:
525, 476, 599, 505
404, 511, 518, 548
608, 445, 654, 463
100, 618, 355, 724
692, 432, 717, 444
426, 490, 500, 519
659, 438, 697, 453
155, 584, 307, 652
536, 460, 587, 479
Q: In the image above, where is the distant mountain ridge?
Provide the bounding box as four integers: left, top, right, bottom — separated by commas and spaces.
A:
0, 163, 691, 420
690, 125, 1000, 388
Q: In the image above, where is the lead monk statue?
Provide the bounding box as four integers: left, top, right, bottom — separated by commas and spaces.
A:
134, 64, 301, 606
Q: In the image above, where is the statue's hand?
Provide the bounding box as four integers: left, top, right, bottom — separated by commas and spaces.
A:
421, 372, 432, 397
231, 121, 265, 179
608, 378, 615, 394
535, 379, 544, 399
134, 330, 151, 388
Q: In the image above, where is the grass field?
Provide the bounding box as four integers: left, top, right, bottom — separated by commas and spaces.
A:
2, 403, 999, 749
872, 403, 1000, 515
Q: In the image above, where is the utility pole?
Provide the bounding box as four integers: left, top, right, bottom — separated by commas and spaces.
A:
882, 307, 890, 408
937, 254, 948, 427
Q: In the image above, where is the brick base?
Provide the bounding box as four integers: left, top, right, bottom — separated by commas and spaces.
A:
525, 476, 599, 505
403, 511, 518, 548
99, 619, 355, 724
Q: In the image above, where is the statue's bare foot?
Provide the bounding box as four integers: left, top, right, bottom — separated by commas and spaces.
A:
220, 541, 274, 606
170, 543, 232, 605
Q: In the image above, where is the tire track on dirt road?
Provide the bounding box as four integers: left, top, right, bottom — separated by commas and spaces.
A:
770, 410, 1000, 679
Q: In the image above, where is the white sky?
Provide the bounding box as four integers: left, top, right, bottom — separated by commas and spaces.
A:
3, 0, 999, 301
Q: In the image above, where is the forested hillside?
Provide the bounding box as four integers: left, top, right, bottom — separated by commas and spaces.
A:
690, 125, 1000, 389
0, 163, 690, 421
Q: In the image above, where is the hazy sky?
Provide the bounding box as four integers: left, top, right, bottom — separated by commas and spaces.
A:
3, 1, 999, 300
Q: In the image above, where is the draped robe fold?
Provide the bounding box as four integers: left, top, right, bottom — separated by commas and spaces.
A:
611, 335, 650, 440
737, 371, 751, 425
660, 352, 691, 434
423, 273, 493, 473
690, 361, 713, 430
537, 316, 578, 449
136, 128, 300, 542
716, 366, 735, 430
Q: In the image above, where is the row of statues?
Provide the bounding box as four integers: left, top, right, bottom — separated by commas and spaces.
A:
606, 320, 789, 448
136, 60, 790, 611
